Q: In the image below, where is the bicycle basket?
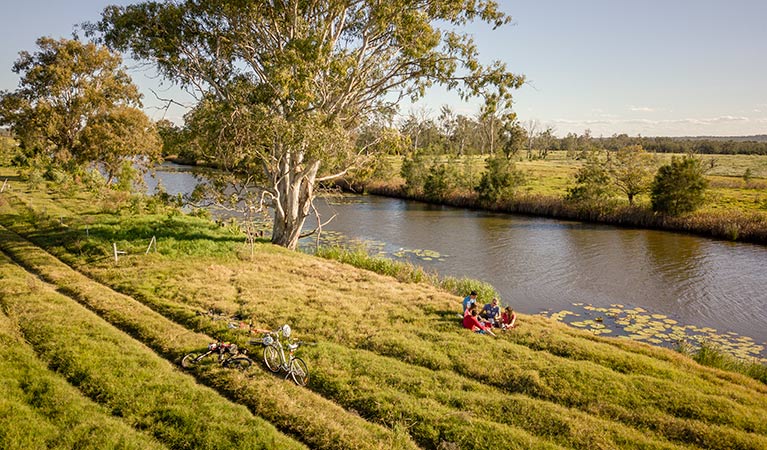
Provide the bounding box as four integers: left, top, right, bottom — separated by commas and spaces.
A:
262, 335, 274, 346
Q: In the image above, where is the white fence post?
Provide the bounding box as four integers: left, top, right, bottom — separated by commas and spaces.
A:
113, 243, 127, 262
145, 236, 157, 254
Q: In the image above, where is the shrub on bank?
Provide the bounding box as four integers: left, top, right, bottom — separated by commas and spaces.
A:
651, 156, 708, 215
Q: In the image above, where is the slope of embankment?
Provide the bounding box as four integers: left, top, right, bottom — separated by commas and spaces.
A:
1, 171, 766, 450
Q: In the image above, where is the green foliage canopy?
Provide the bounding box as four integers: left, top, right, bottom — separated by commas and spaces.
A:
93, 0, 525, 249
651, 155, 708, 215
475, 154, 526, 203
0, 37, 160, 179
608, 144, 656, 205
566, 151, 611, 204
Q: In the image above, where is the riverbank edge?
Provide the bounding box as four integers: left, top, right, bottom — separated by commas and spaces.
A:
356, 181, 767, 246
162, 156, 767, 245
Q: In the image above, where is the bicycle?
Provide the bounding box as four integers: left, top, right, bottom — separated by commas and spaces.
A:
251, 325, 310, 386
181, 340, 252, 370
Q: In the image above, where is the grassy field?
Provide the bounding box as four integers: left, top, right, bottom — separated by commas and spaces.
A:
1, 168, 766, 449
375, 151, 767, 213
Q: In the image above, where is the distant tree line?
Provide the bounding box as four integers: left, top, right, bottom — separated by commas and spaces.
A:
351, 109, 767, 158
598, 135, 767, 155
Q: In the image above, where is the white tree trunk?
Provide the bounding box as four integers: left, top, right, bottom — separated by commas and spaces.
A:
270, 150, 320, 250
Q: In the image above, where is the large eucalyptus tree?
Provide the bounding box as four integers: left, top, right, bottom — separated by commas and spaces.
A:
95, 0, 524, 249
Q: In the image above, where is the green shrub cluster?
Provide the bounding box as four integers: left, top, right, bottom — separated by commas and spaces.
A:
651, 156, 709, 215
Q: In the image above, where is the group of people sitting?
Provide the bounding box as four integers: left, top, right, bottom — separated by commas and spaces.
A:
461, 290, 517, 337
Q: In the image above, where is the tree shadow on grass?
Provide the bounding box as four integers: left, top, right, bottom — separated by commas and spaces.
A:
15, 214, 267, 262
0, 174, 24, 183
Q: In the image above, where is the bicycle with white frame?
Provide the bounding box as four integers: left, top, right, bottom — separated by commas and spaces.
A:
251, 324, 310, 386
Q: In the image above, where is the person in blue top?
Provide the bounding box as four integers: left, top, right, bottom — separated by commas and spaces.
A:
462, 291, 478, 315
480, 297, 501, 327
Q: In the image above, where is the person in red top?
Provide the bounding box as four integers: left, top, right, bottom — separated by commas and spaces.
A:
501, 306, 517, 330
463, 304, 497, 337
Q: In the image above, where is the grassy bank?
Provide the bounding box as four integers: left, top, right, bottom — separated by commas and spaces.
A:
0, 307, 168, 450
1, 171, 767, 449
0, 252, 304, 450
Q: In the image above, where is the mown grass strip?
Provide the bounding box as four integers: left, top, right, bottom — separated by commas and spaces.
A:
67, 242, 767, 449
505, 320, 767, 395
0, 226, 419, 450
305, 342, 685, 450
0, 308, 168, 450
359, 329, 767, 450
0, 253, 304, 450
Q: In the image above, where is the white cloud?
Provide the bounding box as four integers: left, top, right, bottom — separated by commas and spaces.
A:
629, 106, 655, 113
547, 116, 761, 137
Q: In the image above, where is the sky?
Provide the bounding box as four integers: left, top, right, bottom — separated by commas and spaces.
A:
1, 0, 766, 137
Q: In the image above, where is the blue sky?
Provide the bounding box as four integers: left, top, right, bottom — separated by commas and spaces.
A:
1, 0, 766, 137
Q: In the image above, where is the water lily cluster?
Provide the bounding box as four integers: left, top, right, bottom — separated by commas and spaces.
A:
545, 303, 766, 363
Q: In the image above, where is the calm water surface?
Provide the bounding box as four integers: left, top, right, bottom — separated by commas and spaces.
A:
147, 165, 767, 347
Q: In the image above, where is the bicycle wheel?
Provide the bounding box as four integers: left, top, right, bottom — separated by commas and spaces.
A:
223, 356, 252, 371
263, 345, 281, 373
181, 352, 200, 368
290, 357, 309, 386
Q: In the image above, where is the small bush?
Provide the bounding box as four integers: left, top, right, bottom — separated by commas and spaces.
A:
474, 155, 527, 204
651, 155, 708, 215
566, 152, 611, 203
